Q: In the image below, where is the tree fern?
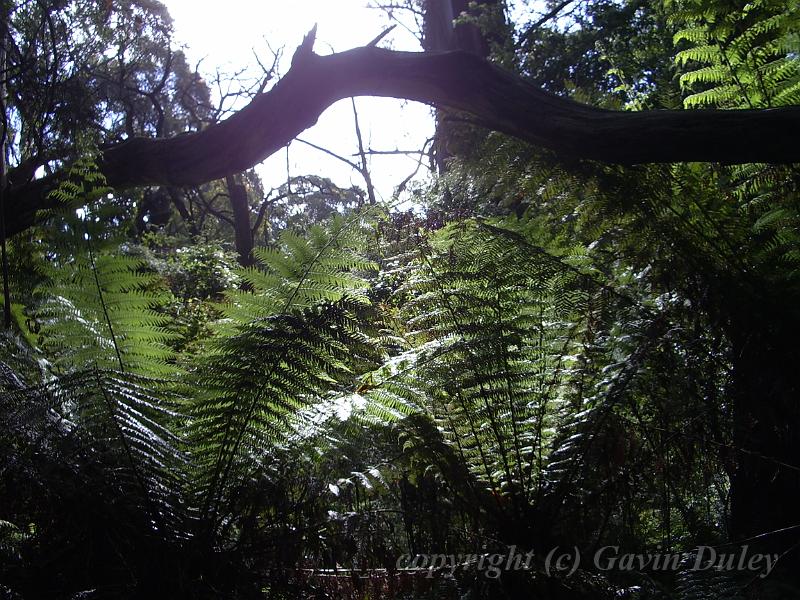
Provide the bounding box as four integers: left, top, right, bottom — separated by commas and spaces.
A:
188, 213, 378, 538
4, 150, 190, 541
352, 219, 603, 506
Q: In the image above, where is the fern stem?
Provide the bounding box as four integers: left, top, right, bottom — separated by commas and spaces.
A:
83, 218, 125, 372
492, 284, 526, 491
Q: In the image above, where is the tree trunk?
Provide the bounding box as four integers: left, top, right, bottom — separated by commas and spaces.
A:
225, 175, 255, 267
1, 1, 10, 328
422, 0, 498, 56
727, 304, 800, 582
422, 0, 501, 171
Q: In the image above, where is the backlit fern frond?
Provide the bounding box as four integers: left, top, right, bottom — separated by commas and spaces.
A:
186, 215, 379, 537
34, 146, 176, 379
0, 367, 188, 537
36, 247, 176, 377
222, 214, 377, 326
540, 311, 666, 505
356, 219, 603, 502
4, 149, 189, 539
191, 299, 373, 537
671, 0, 800, 109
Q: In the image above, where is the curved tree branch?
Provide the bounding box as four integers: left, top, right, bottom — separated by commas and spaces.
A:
6, 29, 800, 236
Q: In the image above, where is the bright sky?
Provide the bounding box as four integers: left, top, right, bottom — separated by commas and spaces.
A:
161, 0, 435, 203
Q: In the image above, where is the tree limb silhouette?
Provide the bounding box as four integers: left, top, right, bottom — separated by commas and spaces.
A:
6, 27, 800, 236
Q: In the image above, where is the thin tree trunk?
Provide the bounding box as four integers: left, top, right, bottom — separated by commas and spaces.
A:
422, 0, 502, 171
226, 175, 255, 267
0, 1, 11, 328
721, 288, 800, 583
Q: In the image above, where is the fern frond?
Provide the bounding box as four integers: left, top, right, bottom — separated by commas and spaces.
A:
357, 219, 606, 502
222, 214, 377, 326
672, 0, 800, 109
191, 299, 372, 534
185, 213, 380, 533
36, 250, 176, 377
1, 368, 188, 536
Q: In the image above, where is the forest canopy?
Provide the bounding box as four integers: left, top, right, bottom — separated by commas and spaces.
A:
1, 1, 799, 599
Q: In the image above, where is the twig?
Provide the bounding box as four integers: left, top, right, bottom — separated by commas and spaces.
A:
367, 24, 396, 47
354, 148, 427, 156
296, 138, 361, 171
251, 191, 289, 236
351, 98, 377, 205
525, 0, 578, 34
393, 137, 434, 195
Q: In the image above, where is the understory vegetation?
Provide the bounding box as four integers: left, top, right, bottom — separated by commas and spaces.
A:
1, 0, 799, 598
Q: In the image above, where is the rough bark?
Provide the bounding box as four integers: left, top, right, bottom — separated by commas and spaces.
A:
423, 0, 501, 171
5, 29, 800, 236
1, 2, 11, 327
423, 0, 496, 55
225, 175, 255, 267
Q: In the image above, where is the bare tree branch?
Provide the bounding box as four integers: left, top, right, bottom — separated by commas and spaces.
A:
525, 0, 578, 33
351, 98, 377, 205
367, 24, 397, 47
296, 138, 362, 171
